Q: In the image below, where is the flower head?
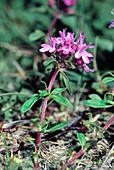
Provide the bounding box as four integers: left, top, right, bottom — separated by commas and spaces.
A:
39, 28, 94, 72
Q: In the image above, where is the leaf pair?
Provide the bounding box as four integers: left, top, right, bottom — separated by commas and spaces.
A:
21, 87, 73, 114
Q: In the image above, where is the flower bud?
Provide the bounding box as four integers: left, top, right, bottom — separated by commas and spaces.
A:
48, 0, 55, 7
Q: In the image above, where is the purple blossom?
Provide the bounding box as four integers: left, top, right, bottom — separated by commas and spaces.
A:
57, 29, 76, 54
39, 29, 94, 72
109, 20, 114, 28
63, 0, 76, 6
83, 64, 94, 72
39, 37, 57, 53
75, 33, 94, 72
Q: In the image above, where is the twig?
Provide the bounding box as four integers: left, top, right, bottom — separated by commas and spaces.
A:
63, 149, 85, 170
103, 115, 114, 130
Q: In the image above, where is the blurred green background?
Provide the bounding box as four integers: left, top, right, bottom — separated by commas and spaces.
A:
0, 0, 114, 73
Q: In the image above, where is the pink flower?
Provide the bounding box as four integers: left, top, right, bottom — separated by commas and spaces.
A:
109, 20, 114, 28
39, 29, 94, 72
75, 45, 93, 64
63, 0, 76, 6
83, 64, 94, 72
39, 37, 57, 53
74, 33, 94, 72
58, 29, 76, 54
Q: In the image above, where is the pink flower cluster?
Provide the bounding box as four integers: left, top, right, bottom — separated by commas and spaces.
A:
39, 29, 94, 72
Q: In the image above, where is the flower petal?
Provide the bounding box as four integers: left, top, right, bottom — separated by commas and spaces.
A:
83, 64, 94, 72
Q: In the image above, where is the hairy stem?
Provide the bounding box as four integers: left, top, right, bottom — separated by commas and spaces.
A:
41, 68, 60, 122
34, 68, 60, 170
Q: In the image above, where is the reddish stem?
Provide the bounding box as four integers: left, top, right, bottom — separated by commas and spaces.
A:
41, 67, 60, 123
63, 149, 85, 170
103, 115, 114, 130
34, 68, 60, 170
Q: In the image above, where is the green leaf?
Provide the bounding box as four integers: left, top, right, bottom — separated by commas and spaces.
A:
60, 71, 72, 94
29, 30, 45, 41
46, 122, 68, 132
21, 96, 39, 114
89, 94, 101, 100
84, 99, 113, 108
29, 140, 36, 150
52, 94, 73, 109
43, 57, 58, 67
38, 90, 49, 97
105, 100, 114, 105
51, 88, 66, 95
77, 133, 86, 147
102, 77, 114, 84
41, 124, 48, 133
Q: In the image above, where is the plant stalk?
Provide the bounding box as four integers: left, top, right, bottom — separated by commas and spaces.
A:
103, 115, 114, 130
63, 149, 85, 170
34, 68, 60, 170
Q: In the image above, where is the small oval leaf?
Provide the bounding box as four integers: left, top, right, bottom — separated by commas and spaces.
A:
51, 88, 66, 95
84, 99, 113, 108
46, 122, 68, 132
29, 30, 45, 41
77, 132, 86, 147
21, 96, 39, 114
60, 71, 72, 94
52, 94, 73, 109
89, 94, 101, 100
102, 77, 114, 84
39, 90, 49, 97
43, 57, 58, 67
